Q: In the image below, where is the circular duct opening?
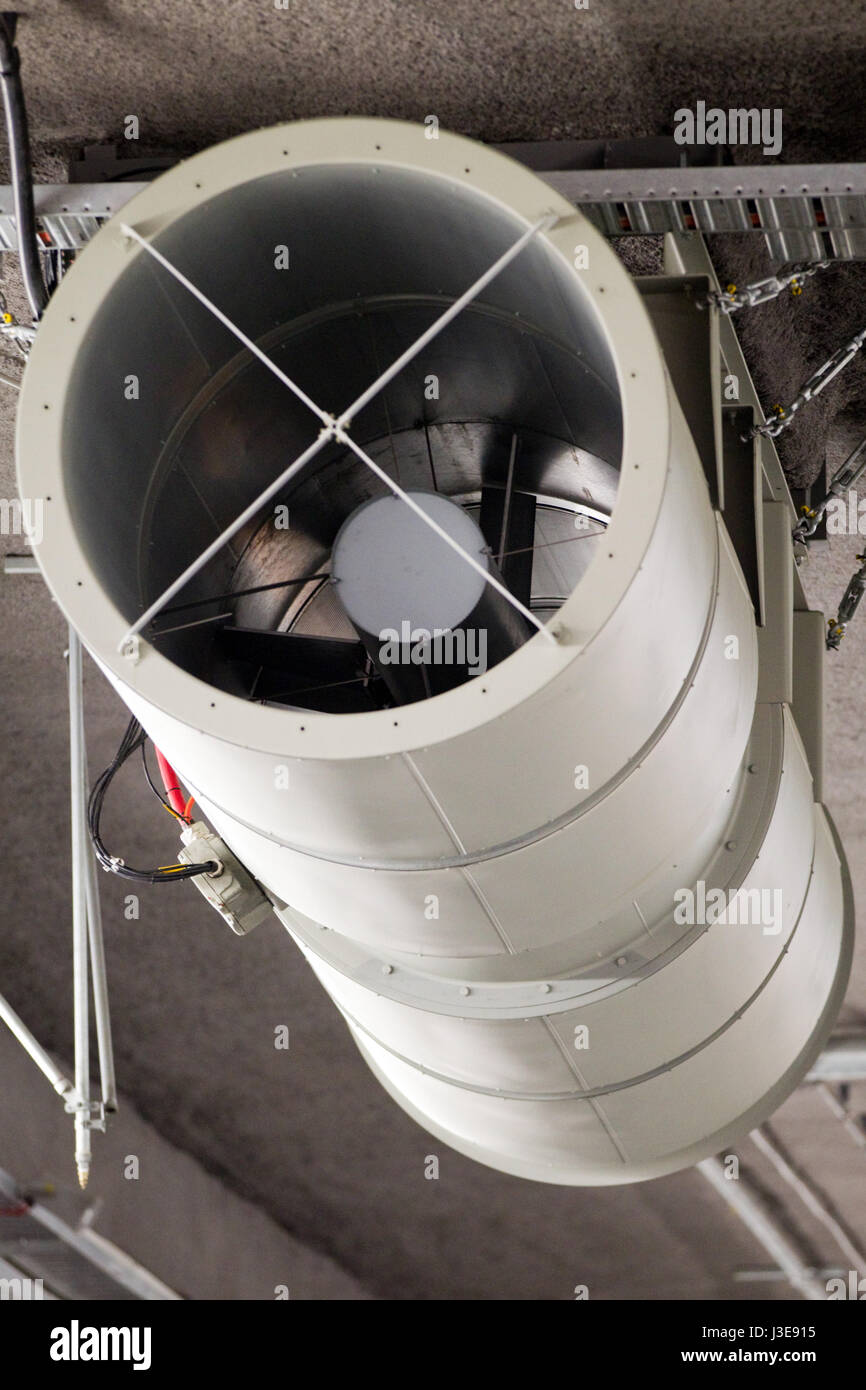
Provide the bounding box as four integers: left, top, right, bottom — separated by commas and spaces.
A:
60, 162, 624, 713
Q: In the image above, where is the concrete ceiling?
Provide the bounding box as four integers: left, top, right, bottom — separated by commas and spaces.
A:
1, 0, 865, 1300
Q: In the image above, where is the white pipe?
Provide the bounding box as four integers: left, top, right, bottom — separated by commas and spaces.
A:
67, 628, 91, 1188
750, 1127, 866, 1273
0, 990, 79, 1102
697, 1157, 827, 1301
806, 1036, 866, 1083
79, 667, 117, 1113
816, 1083, 866, 1153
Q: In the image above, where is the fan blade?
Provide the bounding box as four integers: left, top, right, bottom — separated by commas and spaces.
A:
217, 626, 367, 691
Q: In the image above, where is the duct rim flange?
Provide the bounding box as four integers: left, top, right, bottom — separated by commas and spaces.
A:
18, 115, 671, 762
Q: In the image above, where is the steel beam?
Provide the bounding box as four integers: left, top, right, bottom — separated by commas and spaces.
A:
806, 1036, 866, 1083
3, 163, 866, 259
698, 1157, 828, 1300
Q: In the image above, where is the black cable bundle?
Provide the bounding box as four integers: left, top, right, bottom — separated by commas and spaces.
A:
87, 716, 219, 883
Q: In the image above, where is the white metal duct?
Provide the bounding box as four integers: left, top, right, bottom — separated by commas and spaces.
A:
17, 118, 853, 1184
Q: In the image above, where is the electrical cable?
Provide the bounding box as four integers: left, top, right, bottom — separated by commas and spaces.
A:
154, 746, 187, 819
0, 16, 47, 319
141, 741, 187, 823
88, 716, 218, 883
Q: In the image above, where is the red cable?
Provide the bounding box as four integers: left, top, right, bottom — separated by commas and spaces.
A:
154, 747, 188, 819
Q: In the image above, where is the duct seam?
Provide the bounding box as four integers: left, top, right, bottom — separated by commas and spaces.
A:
322, 803, 828, 1100
177, 521, 724, 873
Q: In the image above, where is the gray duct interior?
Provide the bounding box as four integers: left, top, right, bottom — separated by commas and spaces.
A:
60, 165, 623, 702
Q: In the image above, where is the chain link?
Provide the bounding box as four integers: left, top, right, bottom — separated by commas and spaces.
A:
748, 327, 866, 440
828, 555, 866, 648
793, 435, 866, 647
787, 436, 866, 649
0, 320, 35, 362
0, 280, 35, 360
701, 260, 830, 316
793, 435, 866, 542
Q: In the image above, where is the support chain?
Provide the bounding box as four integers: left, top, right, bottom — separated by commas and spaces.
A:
749, 328, 866, 439
790, 436, 866, 649
700, 261, 830, 315
794, 436, 866, 542
828, 557, 866, 649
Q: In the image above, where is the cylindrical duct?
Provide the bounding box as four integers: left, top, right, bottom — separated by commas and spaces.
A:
17, 118, 852, 1184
